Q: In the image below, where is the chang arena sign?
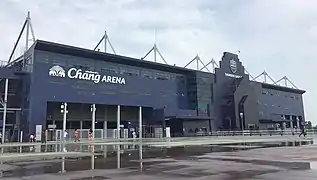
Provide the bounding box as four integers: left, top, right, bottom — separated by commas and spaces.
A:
48, 65, 126, 84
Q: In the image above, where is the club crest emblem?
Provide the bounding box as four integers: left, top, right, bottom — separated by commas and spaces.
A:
229, 59, 237, 73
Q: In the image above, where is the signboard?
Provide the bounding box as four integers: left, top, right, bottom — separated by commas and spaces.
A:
225, 73, 242, 78
49, 65, 126, 85
48, 124, 56, 129
35, 125, 42, 141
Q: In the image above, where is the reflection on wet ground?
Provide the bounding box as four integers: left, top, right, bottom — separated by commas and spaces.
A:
0, 140, 316, 180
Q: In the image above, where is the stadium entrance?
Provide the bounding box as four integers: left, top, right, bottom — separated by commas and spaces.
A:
45, 102, 165, 139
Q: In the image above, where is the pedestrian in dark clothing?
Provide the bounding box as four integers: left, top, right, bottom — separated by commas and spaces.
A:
299, 128, 306, 137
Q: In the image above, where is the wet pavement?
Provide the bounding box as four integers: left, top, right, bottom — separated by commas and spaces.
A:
0, 140, 317, 179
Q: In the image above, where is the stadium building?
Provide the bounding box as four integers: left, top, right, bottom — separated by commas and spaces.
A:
0, 13, 305, 140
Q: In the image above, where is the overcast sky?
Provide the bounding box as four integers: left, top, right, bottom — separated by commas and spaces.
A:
0, 0, 316, 124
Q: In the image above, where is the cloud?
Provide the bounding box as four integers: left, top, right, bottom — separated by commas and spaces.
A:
0, 0, 316, 123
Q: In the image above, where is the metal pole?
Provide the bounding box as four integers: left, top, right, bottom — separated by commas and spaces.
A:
104, 106, 107, 139
196, 56, 199, 70
242, 113, 245, 136
139, 106, 142, 139
264, 73, 267, 83
61, 157, 65, 173
239, 112, 244, 136
25, 13, 30, 52
117, 105, 120, 139
80, 120, 83, 140
139, 143, 143, 171
2, 79, 9, 144
62, 102, 67, 141
154, 45, 157, 62
91, 154, 95, 171
117, 145, 121, 169
91, 104, 96, 140
8, 19, 28, 63
20, 131, 23, 142
104, 31, 107, 53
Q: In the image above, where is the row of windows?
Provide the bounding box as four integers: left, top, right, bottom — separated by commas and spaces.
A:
69, 84, 187, 97
38, 52, 186, 83
261, 91, 300, 100
257, 101, 295, 110
74, 90, 183, 99
258, 112, 303, 120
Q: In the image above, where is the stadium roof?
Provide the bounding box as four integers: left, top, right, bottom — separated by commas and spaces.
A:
34, 40, 195, 74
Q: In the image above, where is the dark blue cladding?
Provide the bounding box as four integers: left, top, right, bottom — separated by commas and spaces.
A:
0, 40, 305, 135
26, 46, 198, 133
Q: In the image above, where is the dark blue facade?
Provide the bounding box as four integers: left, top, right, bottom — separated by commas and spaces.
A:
0, 40, 306, 135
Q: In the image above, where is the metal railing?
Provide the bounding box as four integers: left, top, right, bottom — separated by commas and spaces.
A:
212, 129, 316, 137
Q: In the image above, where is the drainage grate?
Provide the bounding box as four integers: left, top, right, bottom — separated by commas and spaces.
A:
70, 176, 110, 180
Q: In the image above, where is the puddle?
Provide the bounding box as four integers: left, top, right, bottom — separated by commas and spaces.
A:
0, 140, 314, 179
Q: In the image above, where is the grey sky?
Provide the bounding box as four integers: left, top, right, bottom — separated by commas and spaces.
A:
0, 0, 316, 123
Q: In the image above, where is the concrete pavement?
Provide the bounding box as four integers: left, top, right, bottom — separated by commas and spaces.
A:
1, 144, 317, 179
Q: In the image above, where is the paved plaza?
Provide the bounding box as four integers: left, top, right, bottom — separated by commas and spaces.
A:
0, 136, 316, 179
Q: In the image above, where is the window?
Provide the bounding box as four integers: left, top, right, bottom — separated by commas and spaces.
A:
141, 70, 153, 79
100, 65, 119, 74
68, 58, 94, 71
75, 65, 90, 71
155, 72, 170, 80
52, 59, 67, 66
120, 66, 139, 76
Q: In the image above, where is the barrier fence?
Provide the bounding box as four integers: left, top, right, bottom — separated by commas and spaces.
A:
2, 128, 316, 143
45, 128, 317, 142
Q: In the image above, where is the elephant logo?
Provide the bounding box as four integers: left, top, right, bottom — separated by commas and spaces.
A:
49, 65, 65, 77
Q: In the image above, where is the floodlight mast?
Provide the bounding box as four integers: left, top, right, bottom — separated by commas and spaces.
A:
93, 30, 116, 54
252, 70, 298, 89
8, 11, 36, 64
141, 44, 168, 64
141, 29, 168, 64
199, 58, 219, 73
273, 76, 298, 89
253, 70, 275, 83
184, 54, 210, 72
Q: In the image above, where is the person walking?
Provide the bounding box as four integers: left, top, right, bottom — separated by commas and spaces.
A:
88, 129, 93, 152
74, 129, 79, 142
29, 134, 35, 143
299, 127, 307, 137
299, 121, 306, 137
88, 129, 93, 141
